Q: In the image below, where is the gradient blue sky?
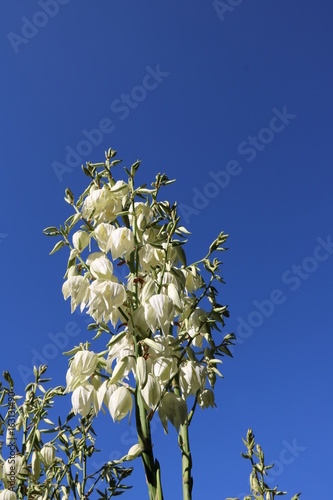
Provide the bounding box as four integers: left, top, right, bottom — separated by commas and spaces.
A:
1, 1, 332, 498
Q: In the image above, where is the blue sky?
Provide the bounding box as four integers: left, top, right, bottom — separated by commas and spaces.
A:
1, 1, 332, 498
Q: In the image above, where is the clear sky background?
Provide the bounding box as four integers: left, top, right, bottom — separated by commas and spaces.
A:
1, 1, 332, 498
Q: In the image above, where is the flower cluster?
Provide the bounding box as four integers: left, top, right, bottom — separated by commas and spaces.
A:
0, 366, 133, 499
46, 151, 234, 433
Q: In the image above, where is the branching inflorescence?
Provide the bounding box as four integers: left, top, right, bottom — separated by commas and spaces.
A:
44, 148, 234, 499
0, 148, 301, 500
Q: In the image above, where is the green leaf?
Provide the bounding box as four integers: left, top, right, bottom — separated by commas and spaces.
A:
49, 240, 66, 255
107, 331, 127, 348
43, 226, 61, 237
218, 345, 233, 357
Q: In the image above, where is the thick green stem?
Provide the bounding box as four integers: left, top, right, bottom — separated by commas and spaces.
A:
178, 423, 193, 500
135, 388, 163, 500
129, 182, 163, 499
173, 380, 193, 500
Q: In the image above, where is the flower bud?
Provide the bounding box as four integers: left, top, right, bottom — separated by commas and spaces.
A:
32, 451, 41, 479
6, 427, 15, 446
25, 440, 32, 455
41, 443, 55, 467
15, 415, 23, 432
60, 486, 70, 500
250, 471, 260, 493
126, 443, 143, 460
0, 490, 17, 500
137, 213, 147, 231
129, 202, 151, 232
109, 357, 130, 384
25, 390, 33, 402
136, 357, 147, 389
3, 455, 23, 487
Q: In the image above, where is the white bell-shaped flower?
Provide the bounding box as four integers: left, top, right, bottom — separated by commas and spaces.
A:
62, 275, 90, 313
141, 373, 161, 409
108, 386, 133, 423
186, 308, 208, 348
154, 243, 177, 265
140, 277, 156, 305
157, 270, 180, 290
145, 294, 174, 336
153, 356, 178, 387
158, 392, 187, 433
179, 361, 207, 397
66, 351, 98, 392
82, 182, 128, 223
108, 227, 135, 260
128, 305, 150, 337
94, 223, 115, 253
72, 230, 90, 252
144, 334, 178, 360
97, 380, 118, 411
71, 384, 98, 417
87, 253, 113, 280
182, 265, 203, 293
109, 180, 129, 203
167, 283, 182, 310
129, 202, 152, 231
107, 332, 134, 369
139, 244, 161, 271
87, 279, 126, 323
197, 388, 215, 409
